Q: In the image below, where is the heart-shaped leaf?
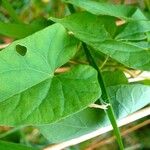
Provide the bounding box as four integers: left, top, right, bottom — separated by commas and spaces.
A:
0, 23, 101, 126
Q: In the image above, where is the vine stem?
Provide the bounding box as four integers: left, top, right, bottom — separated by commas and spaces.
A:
82, 43, 124, 150
67, 4, 124, 149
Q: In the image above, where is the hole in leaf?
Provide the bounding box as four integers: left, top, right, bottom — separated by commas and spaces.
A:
16, 44, 27, 56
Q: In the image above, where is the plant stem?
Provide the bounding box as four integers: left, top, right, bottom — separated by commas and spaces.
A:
67, 3, 124, 149
1, 0, 22, 23
82, 43, 124, 150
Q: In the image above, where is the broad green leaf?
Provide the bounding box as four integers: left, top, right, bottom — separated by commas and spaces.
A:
0, 140, 39, 150
53, 13, 150, 71
39, 70, 128, 142
0, 23, 101, 126
63, 0, 136, 20
39, 82, 150, 143
0, 22, 49, 39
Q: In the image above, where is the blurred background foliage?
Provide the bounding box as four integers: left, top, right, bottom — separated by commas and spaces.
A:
0, 0, 150, 150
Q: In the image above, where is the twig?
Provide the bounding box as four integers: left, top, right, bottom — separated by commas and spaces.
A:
43, 106, 150, 150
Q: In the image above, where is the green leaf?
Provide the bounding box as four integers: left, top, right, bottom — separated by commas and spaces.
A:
0, 22, 49, 39
0, 140, 39, 150
63, 0, 136, 20
0, 23, 101, 126
39, 72, 150, 143
53, 12, 150, 71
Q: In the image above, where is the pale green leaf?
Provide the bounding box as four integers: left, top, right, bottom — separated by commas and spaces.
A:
0, 23, 101, 126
